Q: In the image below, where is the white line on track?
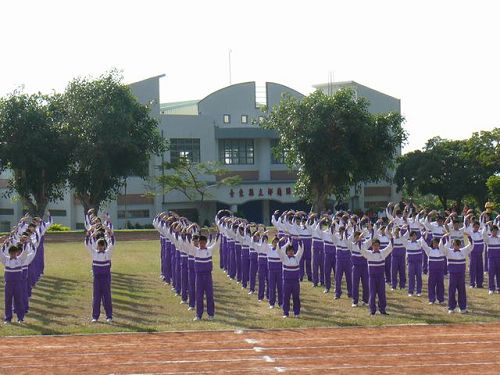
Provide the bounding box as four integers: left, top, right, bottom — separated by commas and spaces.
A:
244, 338, 259, 344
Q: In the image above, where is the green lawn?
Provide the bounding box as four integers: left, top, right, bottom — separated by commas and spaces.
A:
0, 240, 499, 336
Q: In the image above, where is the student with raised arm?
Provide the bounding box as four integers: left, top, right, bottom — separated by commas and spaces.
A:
254, 232, 269, 301
464, 219, 485, 288
442, 233, 473, 313
85, 228, 115, 323
331, 226, 353, 300
421, 236, 447, 304
361, 235, 393, 315
193, 234, 219, 321
308, 214, 325, 288
484, 224, 499, 294
372, 220, 391, 284
321, 218, 336, 294
402, 230, 424, 297
348, 230, 369, 308
267, 237, 284, 308
390, 225, 407, 291
276, 238, 304, 318
424, 210, 446, 275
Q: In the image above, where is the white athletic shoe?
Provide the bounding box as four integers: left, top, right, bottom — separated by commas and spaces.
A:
180, 300, 187, 304
187, 306, 194, 311
408, 294, 413, 297
106, 318, 112, 323
460, 309, 468, 314
248, 290, 254, 295
352, 303, 358, 308
17, 320, 24, 324
294, 314, 300, 319
193, 317, 201, 321
207, 316, 214, 321
282, 315, 288, 319
416, 293, 422, 297
323, 289, 329, 294
448, 309, 454, 314
489, 290, 494, 295
428, 301, 434, 305
269, 305, 275, 309
391, 288, 395, 291
258, 299, 263, 303
91, 319, 98, 323
3, 321, 10, 325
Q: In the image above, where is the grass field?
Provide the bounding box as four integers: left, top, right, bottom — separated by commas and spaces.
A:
0, 240, 499, 336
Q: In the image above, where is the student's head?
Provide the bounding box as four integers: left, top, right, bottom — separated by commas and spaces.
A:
286, 244, 295, 257
452, 239, 461, 250
27, 223, 36, 233
473, 221, 480, 231
453, 219, 460, 230
492, 225, 498, 236
96, 239, 107, 252
199, 235, 208, 248
409, 231, 417, 241
261, 235, 268, 243
395, 209, 402, 217
431, 238, 440, 248
8, 245, 19, 258
437, 216, 445, 225
353, 231, 362, 241
394, 227, 401, 236
271, 237, 279, 248
192, 235, 200, 247
339, 226, 345, 234
372, 239, 381, 252
380, 226, 386, 234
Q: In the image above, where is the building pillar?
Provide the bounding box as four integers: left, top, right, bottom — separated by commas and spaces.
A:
262, 200, 270, 225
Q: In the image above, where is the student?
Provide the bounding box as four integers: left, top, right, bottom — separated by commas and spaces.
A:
267, 237, 284, 308
484, 224, 499, 294
276, 239, 304, 318
187, 230, 200, 311
85, 230, 115, 323
421, 237, 446, 304
1, 243, 36, 324
443, 234, 473, 313
331, 226, 353, 300
373, 222, 391, 284
464, 220, 485, 288
255, 233, 269, 301
349, 231, 369, 307
321, 219, 336, 294
403, 230, 423, 297
248, 227, 261, 295
390, 226, 407, 290
308, 214, 325, 288
361, 238, 393, 315
193, 234, 219, 321
424, 211, 446, 275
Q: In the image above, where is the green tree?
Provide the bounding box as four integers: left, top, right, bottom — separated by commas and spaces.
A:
156, 158, 241, 205
0, 91, 72, 216
486, 175, 500, 206
263, 89, 406, 211
62, 71, 166, 213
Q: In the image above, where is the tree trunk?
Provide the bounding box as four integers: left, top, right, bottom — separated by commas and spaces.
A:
78, 193, 101, 216
311, 184, 327, 213
438, 196, 448, 211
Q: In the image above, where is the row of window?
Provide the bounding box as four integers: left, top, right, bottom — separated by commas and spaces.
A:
223, 114, 265, 125
0, 209, 67, 217
170, 138, 285, 165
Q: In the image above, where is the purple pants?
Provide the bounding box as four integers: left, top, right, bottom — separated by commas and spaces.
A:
219, 238, 225, 270
312, 248, 325, 286
4, 281, 24, 322
92, 274, 112, 320
335, 257, 352, 298
22, 270, 29, 313
408, 261, 422, 294
195, 272, 214, 318
229, 243, 236, 279
180, 260, 189, 302
170, 246, 177, 288
324, 247, 336, 291
469, 252, 484, 287
268, 269, 283, 306
384, 254, 392, 283
484, 248, 488, 272
164, 242, 172, 283
241, 254, 250, 288
257, 259, 269, 300
352, 263, 369, 305
300, 241, 312, 282
448, 272, 466, 310
283, 279, 300, 316
249, 253, 258, 292
235, 245, 242, 282
188, 264, 196, 308
175, 251, 181, 294
428, 269, 445, 303
488, 257, 500, 291
391, 256, 406, 289
422, 253, 428, 274
369, 272, 387, 314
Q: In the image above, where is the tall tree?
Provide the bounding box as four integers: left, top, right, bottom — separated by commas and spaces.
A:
0, 91, 72, 216
263, 89, 406, 211
486, 175, 500, 207
62, 71, 166, 213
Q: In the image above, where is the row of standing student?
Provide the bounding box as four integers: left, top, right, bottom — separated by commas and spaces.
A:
153, 212, 219, 321
216, 206, 499, 316
0, 214, 51, 323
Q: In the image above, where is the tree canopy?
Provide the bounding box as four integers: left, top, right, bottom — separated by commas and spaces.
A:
263, 89, 407, 211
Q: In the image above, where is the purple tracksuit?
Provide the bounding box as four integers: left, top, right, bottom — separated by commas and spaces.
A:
299, 236, 312, 282
334, 238, 352, 298
87, 237, 114, 321
391, 238, 407, 289
377, 236, 391, 284
257, 245, 269, 301
228, 238, 236, 279
249, 246, 258, 293
279, 245, 304, 317
312, 238, 325, 286
323, 240, 336, 291
175, 243, 182, 294
180, 251, 189, 303
362, 243, 393, 314
3, 257, 27, 322
447, 243, 472, 311
350, 241, 369, 305
160, 236, 166, 281
423, 241, 446, 303
235, 242, 242, 282
188, 254, 196, 308
170, 242, 177, 290
468, 232, 484, 288
241, 243, 250, 289
267, 247, 283, 307
219, 234, 226, 271
406, 241, 423, 295
194, 246, 216, 319
485, 234, 500, 292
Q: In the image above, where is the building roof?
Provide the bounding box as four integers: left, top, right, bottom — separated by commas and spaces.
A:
160, 100, 199, 111
313, 80, 399, 101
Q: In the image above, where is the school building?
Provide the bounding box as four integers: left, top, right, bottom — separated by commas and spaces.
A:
0, 76, 401, 230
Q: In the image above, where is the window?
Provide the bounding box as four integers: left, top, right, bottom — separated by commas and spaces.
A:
241, 115, 248, 124
49, 209, 67, 217
219, 139, 254, 165
0, 208, 14, 216
170, 138, 201, 163
118, 209, 150, 219
271, 139, 286, 164
223, 114, 231, 124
